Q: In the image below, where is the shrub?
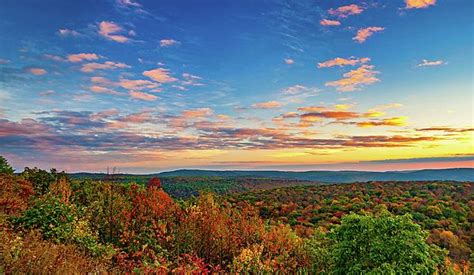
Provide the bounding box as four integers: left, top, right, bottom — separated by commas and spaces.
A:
0, 229, 109, 273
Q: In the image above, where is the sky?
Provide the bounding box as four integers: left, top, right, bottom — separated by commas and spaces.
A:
0, 0, 473, 173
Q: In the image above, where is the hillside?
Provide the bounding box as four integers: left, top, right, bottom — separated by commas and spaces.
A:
158, 168, 474, 182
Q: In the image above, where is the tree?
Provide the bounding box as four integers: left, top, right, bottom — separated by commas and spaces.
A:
329, 212, 444, 274
0, 156, 14, 174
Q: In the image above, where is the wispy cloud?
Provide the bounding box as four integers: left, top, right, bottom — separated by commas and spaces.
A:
160, 39, 179, 47
320, 19, 341, 26
80, 61, 130, 73
89, 85, 121, 95
39, 90, 55, 96
284, 58, 294, 65
417, 59, 446, 67
252, 101, 283, 109
43, 54, 65, 62
318, 57, 370, 68
353, 27, 384, 43
58, 28, 80, 37
356, 117, 407, 127
129, 90, 158, 101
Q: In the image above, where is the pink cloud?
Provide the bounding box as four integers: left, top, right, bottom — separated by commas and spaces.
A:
320, 19, 341, 26
118, 79, 159, 90
143, 68, 177, 83
252, 101, 283, 109
284, 58, 294, 65
160, 39, 179, 47
89, 85, 121, 95
328, 4, 364, 18
405, 0, 436, 9
353, 27, 385, 43
318, 57, 370, 68
80, 61, 130, 73
129, 90, 158, 101
27, 68, 47, 75
182, 108, 213, 118
325, 64, 380, 92
67, 53, 100, 63
98, 21, 130, 43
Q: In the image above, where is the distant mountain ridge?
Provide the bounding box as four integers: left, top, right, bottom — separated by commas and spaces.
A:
71, 168, 474, 183
157, 168, 474, 182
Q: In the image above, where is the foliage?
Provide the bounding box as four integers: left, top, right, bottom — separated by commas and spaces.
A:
230, 181, 473, 268
21, 167, 66, 196
0, 229, 110, 274
329, 211, 442, 274
0, 173, 34, 217
0, 156, 14, 175
0, 157, 471, 273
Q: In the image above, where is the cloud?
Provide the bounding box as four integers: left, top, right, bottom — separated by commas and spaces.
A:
325, 64, 380, 91
160, 39, 179, 47
320, 19, 341, 26
182, 108, 213, 118
356, 117, 407, 127
58, 28, 80, 37
297, 106, 327, 112
39, 90, 55, 96
91, 109, 119, 120
417, 59, 446, 67
284, 58, 294, 65
328, 4, 364, 18
118, 79, 159, 90
80, 61, 130, 73
252, 101, 283, 109
67, 53, 100, 63
353, 27, 384, 43
89, 85, 121, 95
129, 90, 158, 101
416, 126, 474, 133
90, 76, 113, 85
405, 0, 436, 9
143, 68, 177, 83
318, 57, 370, 68
0, 58, 11, 64
44, 54, 65, 62
26, 68, 47, 75
301, 111, 360, 121
98, 21, 130, 43
182, 73, 203, 86
334, 104, 354, 110
116, 0, 142, 8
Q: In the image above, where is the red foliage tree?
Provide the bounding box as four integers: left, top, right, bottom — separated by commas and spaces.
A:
147, 177, 162, 189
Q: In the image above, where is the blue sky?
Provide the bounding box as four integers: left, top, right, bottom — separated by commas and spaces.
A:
0, 0, 473, 172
